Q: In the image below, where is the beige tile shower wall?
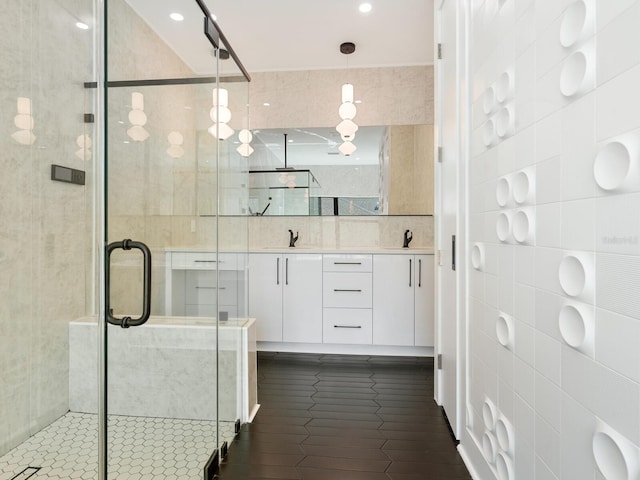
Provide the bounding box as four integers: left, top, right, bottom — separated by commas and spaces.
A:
107, 0, 196, 81
247, 215, 433, 250
249, 66, 434, 129
0, 0, 92, 457
106, 0, 201, 316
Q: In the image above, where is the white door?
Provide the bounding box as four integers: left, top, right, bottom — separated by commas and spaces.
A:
436, 0, 461, 436
415, 255, 435, 346
282, 254, 323, 343
373, 255, 415, 346
248, 253, 283, 342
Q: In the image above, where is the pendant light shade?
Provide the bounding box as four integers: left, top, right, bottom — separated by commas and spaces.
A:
209, 106, 232, 124
339, 141, 357, 156
208, 122, 234, 140
236, 143, 254, 157
336, 119, 358, 139
131, 92, 144, 110
339, 102, 357, 120
342, 83, 354, 103
238, 129, 253, 144
212, 88, 228, 107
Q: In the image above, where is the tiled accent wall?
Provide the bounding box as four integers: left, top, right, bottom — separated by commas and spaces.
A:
249, 66, 434, 129
465, 1, 640, 479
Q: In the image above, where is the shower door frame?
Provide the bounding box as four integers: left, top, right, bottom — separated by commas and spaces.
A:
95, 1, 251, 479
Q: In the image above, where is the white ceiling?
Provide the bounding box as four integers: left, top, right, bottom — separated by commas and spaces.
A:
126, 0, 435, 75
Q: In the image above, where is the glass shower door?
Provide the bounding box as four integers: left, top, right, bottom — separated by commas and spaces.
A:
101, 1, 250, 478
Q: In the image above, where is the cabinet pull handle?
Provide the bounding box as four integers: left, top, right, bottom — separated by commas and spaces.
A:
334, 262, 362, 265
194, 260, 217, 263
409, 258, 412, 287
334, 325, 362, 329
195, 286, 225, 290
286, 258, 289, 285
333, 289, 362, 292
276, 257, 280, 285
419, 259, 422, 288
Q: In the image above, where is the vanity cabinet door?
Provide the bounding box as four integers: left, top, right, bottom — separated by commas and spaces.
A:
414, 255, 435, 347
248, 253, 283, 342
283, 254, 323, 343
373, 254, 415, 346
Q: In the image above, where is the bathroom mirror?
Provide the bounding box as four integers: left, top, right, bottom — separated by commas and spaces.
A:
206, 124, 434, 216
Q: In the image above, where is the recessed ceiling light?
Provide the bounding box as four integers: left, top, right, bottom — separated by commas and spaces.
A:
169, 12, 184, 21
359, 3, 373, 13
263, 102, 270, 107
355, 99, 363, 104
288, 139, 294, 143
75, 22, 89, 30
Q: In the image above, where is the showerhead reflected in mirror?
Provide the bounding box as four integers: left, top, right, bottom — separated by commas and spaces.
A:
228, 124, 434, 216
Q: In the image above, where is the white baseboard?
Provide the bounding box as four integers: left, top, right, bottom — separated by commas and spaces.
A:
458, 443, 486, 480
258, 341, 434, 357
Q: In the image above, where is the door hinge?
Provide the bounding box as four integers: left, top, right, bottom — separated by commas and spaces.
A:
437, 43, 442, 60
437, 250, 444, 266
437, 146, 443, 163
437, 354, 443, 370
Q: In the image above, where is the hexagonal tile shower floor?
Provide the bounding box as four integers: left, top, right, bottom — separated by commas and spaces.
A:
0, 413, 236, 480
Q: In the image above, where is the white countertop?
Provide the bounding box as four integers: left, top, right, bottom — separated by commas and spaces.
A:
248, 247, 435, 255
165, 247, 434, 255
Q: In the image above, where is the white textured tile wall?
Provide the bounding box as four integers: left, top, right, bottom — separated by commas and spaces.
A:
466, 1, 640, 478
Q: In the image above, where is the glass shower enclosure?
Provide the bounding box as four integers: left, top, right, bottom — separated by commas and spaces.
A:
0, 1, 251, 479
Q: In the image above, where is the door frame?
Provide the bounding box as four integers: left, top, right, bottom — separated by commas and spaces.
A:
433, 0, 470, 441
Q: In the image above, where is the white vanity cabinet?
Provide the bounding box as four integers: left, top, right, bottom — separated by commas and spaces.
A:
165, 251, 246, 319
414, 255, 435, 347
248, 250, 434, 354
322, 254, 373, 345
247, 254, 283, 341
372, 254, 434, 347
373, 255, 415, 346
248, 253, 323, 344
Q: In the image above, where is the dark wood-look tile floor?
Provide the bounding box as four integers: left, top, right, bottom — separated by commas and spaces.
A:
217, 352, 471, 480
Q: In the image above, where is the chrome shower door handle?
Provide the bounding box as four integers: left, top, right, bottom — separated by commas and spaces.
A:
106, 239, 152, 328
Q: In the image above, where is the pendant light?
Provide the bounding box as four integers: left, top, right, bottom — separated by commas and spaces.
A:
208, 87, 234, 140
12, 97, 36, 145
336, 42, 357, 156
127, 92, 150, 142
237, 129, 254, 157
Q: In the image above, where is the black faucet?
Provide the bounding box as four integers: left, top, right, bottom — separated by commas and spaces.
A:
403, 230, 413, 248
289, 229, 299, 247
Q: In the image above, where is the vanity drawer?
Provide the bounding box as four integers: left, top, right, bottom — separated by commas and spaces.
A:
172, 252, 238, 270
323, 254, 372, 273
323, 308, 372, 344
185, 271, 237, 305
323, 272, 372, 308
